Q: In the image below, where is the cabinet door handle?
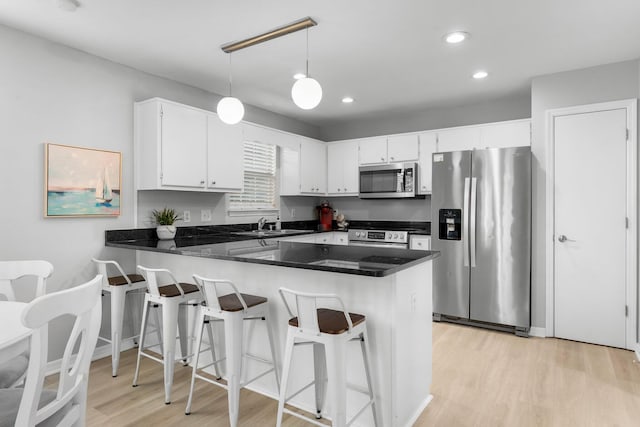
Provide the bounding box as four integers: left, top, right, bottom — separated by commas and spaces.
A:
337, 188, 341, 192
390, 156, 395, 160
211, 181, 216, 185
344, 188, 347, 192
381, 157, 385, 161
200, 180, 205, 185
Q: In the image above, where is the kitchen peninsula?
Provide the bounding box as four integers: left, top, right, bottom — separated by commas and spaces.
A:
106, 228, 439, 427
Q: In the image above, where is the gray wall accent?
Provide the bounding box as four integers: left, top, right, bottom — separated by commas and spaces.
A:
319, 91, 531, 141
530, 59, 640, 330
0, 23, 319, 360
327, 197, 431, 222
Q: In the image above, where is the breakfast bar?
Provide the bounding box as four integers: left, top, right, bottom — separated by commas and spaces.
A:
107, 231, 438, 427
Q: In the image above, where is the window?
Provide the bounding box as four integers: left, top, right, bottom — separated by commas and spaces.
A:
228, 140, 277, 211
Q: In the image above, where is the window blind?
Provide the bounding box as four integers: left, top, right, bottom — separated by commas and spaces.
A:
228, 141, 277, 210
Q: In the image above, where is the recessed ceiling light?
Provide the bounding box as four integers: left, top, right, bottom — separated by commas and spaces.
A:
472, 70, 488, 79
342, 97, 354, 104
444, 31, 469, 44
56, 0, 80, 11
293, 73, 306, 80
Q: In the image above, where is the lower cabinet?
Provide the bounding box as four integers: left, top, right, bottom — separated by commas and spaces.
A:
409, 235, 431, 251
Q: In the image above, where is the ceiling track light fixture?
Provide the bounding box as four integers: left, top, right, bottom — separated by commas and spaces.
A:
217, 53, 245, 125
219, 17, 322, 111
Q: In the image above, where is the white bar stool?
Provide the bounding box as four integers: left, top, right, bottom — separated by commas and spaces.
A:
276, 288, 380, 427
133, 266, 205, 404
92, 258, 150, 377
185, 274, 280, 427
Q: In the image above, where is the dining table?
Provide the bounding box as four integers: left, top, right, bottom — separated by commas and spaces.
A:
0, 301, 30, 364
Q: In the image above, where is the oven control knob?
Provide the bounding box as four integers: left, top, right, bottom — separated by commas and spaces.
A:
386, 232, 392, 240
393, 233, 399, 239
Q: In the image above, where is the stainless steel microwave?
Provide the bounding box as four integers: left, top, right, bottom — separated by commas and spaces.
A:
359, 162, 418, 199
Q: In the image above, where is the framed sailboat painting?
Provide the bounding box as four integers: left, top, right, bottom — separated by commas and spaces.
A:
44, 143, 121, 217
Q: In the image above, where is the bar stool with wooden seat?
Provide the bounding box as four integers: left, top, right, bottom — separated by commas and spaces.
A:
92, 258, 152, 377
133, 266, 207, 404
276, 288, 380, 427
185, 274, 280, 427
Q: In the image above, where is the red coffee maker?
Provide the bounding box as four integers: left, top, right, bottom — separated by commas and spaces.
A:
317, 200, 333, 231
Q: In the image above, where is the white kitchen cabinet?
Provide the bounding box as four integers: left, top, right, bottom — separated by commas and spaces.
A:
479, 120, 530, 148
300, 138, 327, 194
409, 235, 431, 251
135, 98, 244, 192
327, 140, 359, 196
135, 98, 208, 190
206, 114, 243, 191
332, 232, 349, 245
359, 134, 419, 165
387, 134, 419, 162
417, 131, 437, 194
436, 126, 481, 153
280, 147, 301, 196
436, 120, 531, 153
358, 137, 388, 164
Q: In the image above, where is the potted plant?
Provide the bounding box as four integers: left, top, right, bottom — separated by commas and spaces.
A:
152, 207, 181, 240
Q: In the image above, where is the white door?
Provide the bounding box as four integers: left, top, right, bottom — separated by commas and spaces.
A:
553, 108, 628, 348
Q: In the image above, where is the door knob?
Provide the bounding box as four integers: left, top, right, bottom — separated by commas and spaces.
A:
558, 235, 575, 242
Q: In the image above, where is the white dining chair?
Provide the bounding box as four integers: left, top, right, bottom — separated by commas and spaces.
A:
0, 274, 102, 427
0, 260, 53, 389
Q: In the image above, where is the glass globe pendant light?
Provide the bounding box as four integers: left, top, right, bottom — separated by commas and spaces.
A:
291, 28, 322, 110
217, 53, 245, 124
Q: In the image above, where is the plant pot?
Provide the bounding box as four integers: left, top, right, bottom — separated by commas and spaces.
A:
156, 225, 176, 240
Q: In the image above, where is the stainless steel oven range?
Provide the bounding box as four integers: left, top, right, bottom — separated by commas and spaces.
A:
347, 229, 409, 249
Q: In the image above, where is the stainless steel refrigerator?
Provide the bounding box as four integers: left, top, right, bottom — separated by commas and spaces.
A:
431, 146, 531, 335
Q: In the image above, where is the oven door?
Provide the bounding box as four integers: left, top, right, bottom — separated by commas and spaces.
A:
348, 241, 409, 249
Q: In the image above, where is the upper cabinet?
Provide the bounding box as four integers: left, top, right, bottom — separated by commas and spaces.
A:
300, 138, 327, 194
358, 134, 419, 165
327, 140, 359, 196
135, 98, 244, 192
207, 115, 243, 191
479, 120, 530, 149
436, 120, 531, 153
136, 99, 207, 190
387, 134, 419, 163
358, 137, 388, 164
417, 131, 437, 194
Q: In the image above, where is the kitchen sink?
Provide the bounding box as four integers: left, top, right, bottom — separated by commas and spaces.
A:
232, 229, 311, 237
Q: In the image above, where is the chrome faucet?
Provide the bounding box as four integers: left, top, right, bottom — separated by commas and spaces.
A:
257, 217, 267, 231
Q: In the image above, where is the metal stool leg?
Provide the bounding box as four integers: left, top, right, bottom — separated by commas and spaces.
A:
110, 286, 127, 377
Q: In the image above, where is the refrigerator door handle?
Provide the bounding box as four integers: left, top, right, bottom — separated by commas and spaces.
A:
463, 177, 470, 267
470, 177, 477, 267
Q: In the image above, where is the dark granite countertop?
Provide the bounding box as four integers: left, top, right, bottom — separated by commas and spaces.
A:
106, 226, 438, 277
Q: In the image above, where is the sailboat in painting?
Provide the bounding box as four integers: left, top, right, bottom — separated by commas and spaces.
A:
95, 167, 113, 204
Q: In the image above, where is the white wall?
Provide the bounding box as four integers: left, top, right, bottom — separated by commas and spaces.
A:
530, 59, 640, 330
0, 24, 319, 360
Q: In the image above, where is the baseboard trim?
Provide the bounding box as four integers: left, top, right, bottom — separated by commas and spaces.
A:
529, 327, 546, 338
46, 337, 138, 376
635, 343, 640, 361
403, 394, 433, 427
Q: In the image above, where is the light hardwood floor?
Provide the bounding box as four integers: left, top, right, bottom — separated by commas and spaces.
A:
77, 322, 640, 426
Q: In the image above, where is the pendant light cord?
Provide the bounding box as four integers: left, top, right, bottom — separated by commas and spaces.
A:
305, 27, 309, 78
228, 53, 233, 97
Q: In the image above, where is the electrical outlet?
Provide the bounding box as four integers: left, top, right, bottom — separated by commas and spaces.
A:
201, 209, 212, 222
183, 210, 191, 223
291, 208, 296, 218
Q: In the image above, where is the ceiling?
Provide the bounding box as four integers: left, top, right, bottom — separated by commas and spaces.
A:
1, 0, 640, 128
